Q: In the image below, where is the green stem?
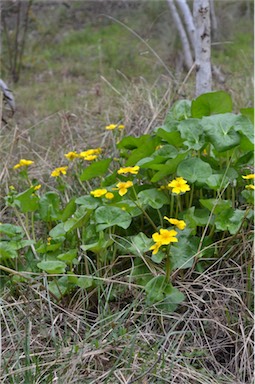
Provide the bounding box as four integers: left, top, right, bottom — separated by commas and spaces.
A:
165, 252, 171, 282
170, 193, 174, 217
189, 185, 194, 208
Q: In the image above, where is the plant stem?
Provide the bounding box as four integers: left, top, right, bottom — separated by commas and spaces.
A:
189, 184, 194, 208
165, 252, 171, 282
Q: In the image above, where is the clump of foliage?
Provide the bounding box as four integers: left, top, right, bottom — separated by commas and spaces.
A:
1, 91, 253, 313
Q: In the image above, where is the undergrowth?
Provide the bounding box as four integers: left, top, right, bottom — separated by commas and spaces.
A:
0, 2, 254, 383
0, 90, 254, 383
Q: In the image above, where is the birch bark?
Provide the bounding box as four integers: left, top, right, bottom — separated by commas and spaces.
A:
175, 0, 196, 51
167, 0, 193, 69
193, 0, 212, 96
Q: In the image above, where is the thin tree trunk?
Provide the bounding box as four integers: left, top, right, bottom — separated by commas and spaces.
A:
209, 0, 218, 39
193, 0, 212, 96
167, 0, 193, 70
175, 0, 196, 51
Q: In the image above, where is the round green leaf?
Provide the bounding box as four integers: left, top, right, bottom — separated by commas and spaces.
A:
138, 188, 169, 209
95, 206, 131, 231
177, 157, 212, 183
37, 260, 66, 274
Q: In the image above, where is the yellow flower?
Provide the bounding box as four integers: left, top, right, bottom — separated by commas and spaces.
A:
90, 188, 107, 197
105, 124, 125, 130
164, 217, 186, 230
64, 151, 79, 161
106, 124, 117, 130
9, 185, 15, 190
47, 237, 52, 245
245, 184, 255, 190
242, 174, 255, 180
115, 181, 133, 196
168, 177, 190, 194
34, 184, 42, 191
83, 155, 98, 161
79, 148, 102, 158
117, 166, 140, 175
105, 192, 114, 199
51, 166, 68, 177
150, 229, 178, 255
13, 159, 34, 169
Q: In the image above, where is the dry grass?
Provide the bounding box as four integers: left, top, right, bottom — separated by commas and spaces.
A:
0, 234, 253, 384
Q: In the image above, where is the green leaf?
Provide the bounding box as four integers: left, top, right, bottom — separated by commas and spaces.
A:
76, 276, 93, 289
191, 91, 232, 118
151, 152, 187, 182
37, 260, 67, 274
79, 158, 112, 181
151, 250, 165, 263
60, 198, 76, 221
178, 119, 205, 150
241, 190, 254, 204
49, 222, 66, 239
183, 207, 210, 233
155, 129, 183, 147
127, 232, 152, 256
0, 242, 18, 259
200, 199, 232, 214
205, 174, 230, 190
39, 192, 61, 221
95, 206, 131, 231
126, 136, 159, 166
215, 208, 248, 234
164, 100, 191, 123
14, 187, 39, 213
0, 224, 24, 239
48, 276, 70, 299
235, 151, 254, 167
145, 276, 185, 311
234, 115, 254, 145
64, 206, 92, 232
138, 145, 179, 169
117, 135, 151, 150
240, 108, 254, 124
75, 195, 100, 209
130, 259, 152, 286
201, 113, 241, 152
57, 249, 77, 263
177, 157, 212, 183
171, 237, 198, 270
138, 188, 169, 209
112, 200, 141, 217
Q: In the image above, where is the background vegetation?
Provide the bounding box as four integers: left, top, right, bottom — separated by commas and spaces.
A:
0, 1, 254, 383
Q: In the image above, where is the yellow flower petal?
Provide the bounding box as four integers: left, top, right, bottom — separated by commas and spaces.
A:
150, 241, 162, 255
51, 166, 68, 177
64, 151, 79, 161
90, 188, 107, 197
105, 192, 114, 199
13, 159, 34, 169
242, 174, 255, 180
245, 184, 255, 190
117, 166, 140, 175
164, 217, 186, 230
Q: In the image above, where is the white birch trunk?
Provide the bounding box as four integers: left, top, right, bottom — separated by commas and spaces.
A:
167, 0, 193, 69
193, 0, 212, 96
175, 0, 196, 51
